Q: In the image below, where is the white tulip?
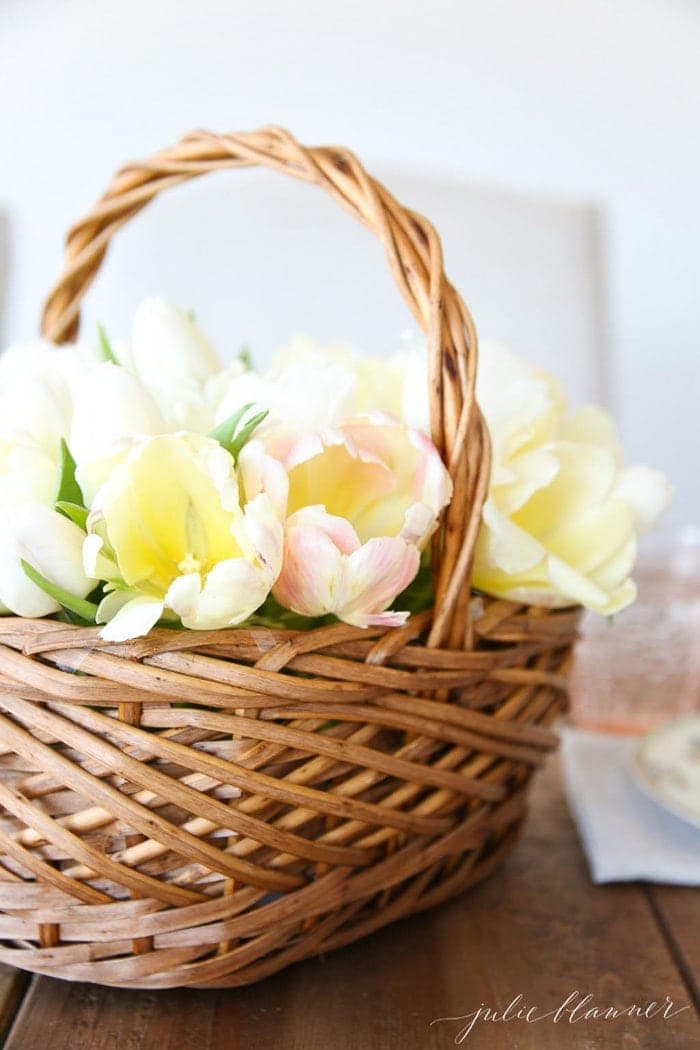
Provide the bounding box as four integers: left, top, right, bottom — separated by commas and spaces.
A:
215, 337, 361, 436
0, 340, 107, 459
387, 339, 431, 433
0, 434, 58, 508
132, 298, 220, 385
71, 363, 166, 505
0, 342, 73, 457
0, 503, 94, 617
128, 299, 223, 430
0, 429, 94, 617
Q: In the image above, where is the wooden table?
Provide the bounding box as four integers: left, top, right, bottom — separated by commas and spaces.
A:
0, 756, 697, 1049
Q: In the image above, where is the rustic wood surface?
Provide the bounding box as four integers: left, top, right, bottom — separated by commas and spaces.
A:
0, 755, 697, 1049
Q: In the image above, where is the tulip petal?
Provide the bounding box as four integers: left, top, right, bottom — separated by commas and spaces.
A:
0, 437, 58, 507
166, 560, 270, 629
16, 503, 94, 593
82, 532, 119, 580
479, 497, 545, 575
274, 520, 346, 619
192, 559, 270, 626
240, 493, 285, 583
0, 342, 76, 457
546, 554, 617, 611
238, 440, 289, 522
612, 465, 673, 532
76, 448, 136, 511
164, 572, 202, 620
96, 587, 136, 624
561, 405, 622, 460
599, 577, 638, 615
0, 538, 59, 617
286, 506, 360, 554
491, 449, 560, 516
547, 554, 637, 614
284, 432, 394, 533
129, 300, 222, 432
476, 341, 565, 462
247, 338, 361, 434
590, 536, 637, 594
71, 361, 165, 459
340, 537, 420, 627
99, 596, 165, 641
400, 502, 438, 547
543, 501, 635, 576
406, 426, 454, 508
389, 342, 430, 432
513, 441, 617, 536
213, 371, 278, 433
132, 299, 220, 385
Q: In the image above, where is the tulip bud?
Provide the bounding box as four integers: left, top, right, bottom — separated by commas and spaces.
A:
132, 299, 220, 386
0, 503, 94, 617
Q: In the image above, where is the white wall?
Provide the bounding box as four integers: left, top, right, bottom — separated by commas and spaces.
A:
32, 167, 606, 405
0, 0, 698, 522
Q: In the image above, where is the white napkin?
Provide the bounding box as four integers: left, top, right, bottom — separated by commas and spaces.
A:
560, 726, 700, 885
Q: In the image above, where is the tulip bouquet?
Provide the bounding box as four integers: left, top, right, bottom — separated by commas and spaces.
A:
0, 299, 670, 642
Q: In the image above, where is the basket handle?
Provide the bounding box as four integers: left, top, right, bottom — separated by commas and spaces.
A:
40, 127, 490, 648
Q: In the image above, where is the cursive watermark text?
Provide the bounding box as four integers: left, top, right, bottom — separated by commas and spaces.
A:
431, 990, 690, 1043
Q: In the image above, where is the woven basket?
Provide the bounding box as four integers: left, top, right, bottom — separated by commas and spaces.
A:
0, 128, 579, 989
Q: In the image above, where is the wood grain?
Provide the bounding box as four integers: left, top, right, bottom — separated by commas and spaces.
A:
0, 966, 27, 1045
647, 884, 700, 1011
3, 757, 697, 1049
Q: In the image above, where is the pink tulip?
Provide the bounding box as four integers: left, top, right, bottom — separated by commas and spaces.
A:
269, 414, 452, 626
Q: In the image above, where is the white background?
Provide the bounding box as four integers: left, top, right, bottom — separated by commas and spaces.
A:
0, 0, 698, 523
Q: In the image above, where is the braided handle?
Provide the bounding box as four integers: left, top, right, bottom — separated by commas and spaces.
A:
41, 127, 490, 647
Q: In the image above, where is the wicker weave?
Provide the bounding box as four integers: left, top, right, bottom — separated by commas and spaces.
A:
0, 128, 579, 989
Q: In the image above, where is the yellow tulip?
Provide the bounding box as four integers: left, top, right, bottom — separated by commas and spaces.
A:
472, 344, 671, 614
85, 433, 286, 639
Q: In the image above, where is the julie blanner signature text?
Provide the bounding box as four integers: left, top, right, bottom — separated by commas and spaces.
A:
431, 990, 690, 1042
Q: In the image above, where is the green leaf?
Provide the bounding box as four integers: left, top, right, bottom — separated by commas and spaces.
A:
393, 555, 434, 615
209, 405, 268, 463
21, 560, 98, 623
247, 595, 335, 631
56, 439, 84, 508
228, 409, 269, 463
237, 345, 253, 371
56, 501, 89, 531
96, 323, 118, 364
209, 403, 254, 449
